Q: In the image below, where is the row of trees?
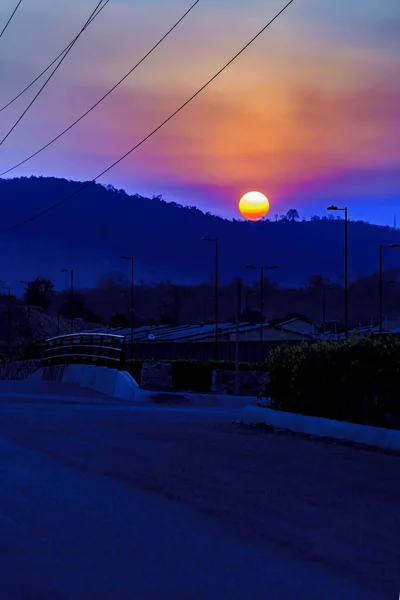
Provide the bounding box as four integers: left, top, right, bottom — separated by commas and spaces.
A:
5, 267, 400, 333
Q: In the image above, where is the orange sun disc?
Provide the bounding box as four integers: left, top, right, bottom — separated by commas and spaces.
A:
239, 191, 270, 221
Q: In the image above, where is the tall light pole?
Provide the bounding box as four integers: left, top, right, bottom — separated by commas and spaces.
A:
328, 206, 348, 337
20, 280, 31, 340
202, 237, 219, 358
61, 268, 74, 334
0, 284, 11, 352
121, 256, 134, 357
246, 265, 278, 340
57, 291, 61, 336
379, 244, 400, 333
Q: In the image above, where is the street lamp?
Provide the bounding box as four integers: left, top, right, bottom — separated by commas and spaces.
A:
20, 280, 31, 340
379, 244, 400, 333
0, 284, 11, 352
61, 268, 74, 333
246, 265, 278, 340
328, 205, 348, 336
202, 237, 219, 358
120, 256, 134, 356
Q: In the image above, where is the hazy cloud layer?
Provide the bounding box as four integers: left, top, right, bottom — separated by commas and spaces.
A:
0, 0, 399, 224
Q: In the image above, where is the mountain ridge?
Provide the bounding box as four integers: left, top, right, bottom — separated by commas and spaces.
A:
1, 176, 399, 291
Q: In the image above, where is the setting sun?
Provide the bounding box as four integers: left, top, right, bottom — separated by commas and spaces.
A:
238, 191, 270, 221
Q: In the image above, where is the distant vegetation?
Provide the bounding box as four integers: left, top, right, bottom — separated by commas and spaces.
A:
1, 263, 399, 350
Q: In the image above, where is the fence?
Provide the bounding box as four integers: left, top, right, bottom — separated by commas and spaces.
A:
126, 339, 311, 363
42, 333, 126, 368
41, 334, 313, 366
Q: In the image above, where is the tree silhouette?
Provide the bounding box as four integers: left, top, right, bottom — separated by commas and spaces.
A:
24, 276, 54, 308
286, 209, 300, 222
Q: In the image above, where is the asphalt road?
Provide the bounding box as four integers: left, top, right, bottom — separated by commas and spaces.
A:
0, 381, 399, 600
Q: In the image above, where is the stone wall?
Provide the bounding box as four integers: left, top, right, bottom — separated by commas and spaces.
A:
211, 369, 270, 396
140, 362, 173, 391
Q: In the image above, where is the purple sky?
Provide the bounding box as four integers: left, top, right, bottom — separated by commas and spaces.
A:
0, 0, 399, 226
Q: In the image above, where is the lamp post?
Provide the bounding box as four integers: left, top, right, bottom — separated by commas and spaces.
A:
328, 205, 348, 336
246, 265, 278, 340
20, 280, 31, 340
121, 256, 134, 357
202, 237, 219, 358
0, 284, 11, 352
61, 268, 74, 333
57, 294, 60, 336
379, 244, 400, 333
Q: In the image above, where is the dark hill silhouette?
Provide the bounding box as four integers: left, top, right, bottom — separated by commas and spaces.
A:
0, 176, 399, 290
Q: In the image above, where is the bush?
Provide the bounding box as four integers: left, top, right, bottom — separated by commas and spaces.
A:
265, 335, 400, 429
125, 359, 267, 392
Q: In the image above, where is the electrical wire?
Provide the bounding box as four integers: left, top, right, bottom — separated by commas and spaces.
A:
0, 0, 109, 114
0, 0, 200, 177
0, 0, 108, 146
0, 0, 23, 40
0, 0, 296, 235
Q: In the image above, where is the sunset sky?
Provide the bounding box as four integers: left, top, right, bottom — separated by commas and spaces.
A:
0, 0, 399, 225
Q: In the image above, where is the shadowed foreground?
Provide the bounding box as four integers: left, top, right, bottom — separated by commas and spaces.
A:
0, 381, 398, 599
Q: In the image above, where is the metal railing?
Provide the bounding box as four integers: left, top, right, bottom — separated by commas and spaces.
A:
42, 333, 126, 368
41, 334, 313, 366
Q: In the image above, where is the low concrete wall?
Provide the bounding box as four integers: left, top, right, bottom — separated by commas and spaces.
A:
35, 364, 140, 402
92, 367, 118, 396
239, 405, 400, 451
141, 362, 173, 391
211, 369, 270, 396
80, 365, 97, 389
114, 371, 140, 401
29, 364, 259, 408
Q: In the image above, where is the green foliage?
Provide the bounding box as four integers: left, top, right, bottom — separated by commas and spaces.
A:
125, 359, 267, 392
266, 335, 400, 428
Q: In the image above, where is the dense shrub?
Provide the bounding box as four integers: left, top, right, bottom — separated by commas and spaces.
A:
266, 335, 400, 429
125, 359, 267, 392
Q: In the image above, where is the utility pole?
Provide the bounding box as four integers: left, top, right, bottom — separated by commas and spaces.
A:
202, 237, 219, 359
121, 256, 134, 359
327, 206, 349, 336
21, 280, 31, 340
246, 265, 278, 342
1, 285, 11, 353
61, 268, 74, 334
235, 279, 241, 395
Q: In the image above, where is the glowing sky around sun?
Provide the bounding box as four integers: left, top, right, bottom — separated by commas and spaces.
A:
0, 0, 399, 224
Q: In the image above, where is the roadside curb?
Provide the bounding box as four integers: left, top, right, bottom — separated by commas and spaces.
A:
239, 405, 400, 452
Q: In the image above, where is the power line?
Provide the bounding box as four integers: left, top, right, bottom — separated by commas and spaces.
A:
0, 0, 109, 114
0, 0, 296, 236
0, 0, 200, 177
0, 1, 109, 114
0, 0, 23, 40
0, 0, 108, 147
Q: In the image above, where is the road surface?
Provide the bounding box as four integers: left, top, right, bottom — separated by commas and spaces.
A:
0, 380, 399, 599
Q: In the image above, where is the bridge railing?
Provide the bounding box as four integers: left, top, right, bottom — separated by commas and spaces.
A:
42, 333, 126, 368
